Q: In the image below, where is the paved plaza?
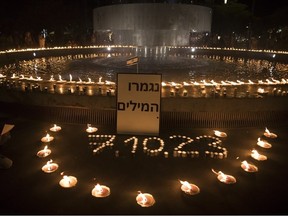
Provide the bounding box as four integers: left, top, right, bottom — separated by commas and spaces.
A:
0, 116, 287, 214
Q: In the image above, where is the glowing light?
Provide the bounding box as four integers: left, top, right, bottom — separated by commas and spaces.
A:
214, 130, 227, 138
37, 145, 51, 158
212, 169, 236, 184
91, 183, 110, 197
136, 191, 155, 207
59, 173, 77, 188
41, 133, 54, 142
42, 160, 58, 173
264, 128, 277, 138
179, 180, 200, 195
50, 124, 61, 132
241, 160, 258, 172
251, 149, 267, 161
257, 138, 272, 149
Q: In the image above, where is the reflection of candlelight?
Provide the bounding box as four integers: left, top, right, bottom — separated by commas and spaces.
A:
214, 130, 227, 138
241, 160, 258, 172
179, 180, 200, 195
251, 149, 267, 161
212, 169, 236, 184
42, 160, 58, 173
41, 133, 54, 143
136, 191, 155, 207
37, 145, 51, 158
264, 128, 277, 138
86, 124, 98, 133
91, 183, 110, 197
59, 174, 77, 188
257, 138, 272, 149
50, 124, 61, 132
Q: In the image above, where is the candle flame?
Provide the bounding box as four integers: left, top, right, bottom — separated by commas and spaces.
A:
214, 130, 221, 136
95, 184, 103, 194
241, 160, 250, 168
212, 169, 227, 178
138, 191, 147, 204
62, 175, 71, 185
179, 180, 192, 190
218, 171, 228, 181
265, 127, 270, 134
47, 159, 53, 165
251, 149, 259, 157
45, 133, 50, 141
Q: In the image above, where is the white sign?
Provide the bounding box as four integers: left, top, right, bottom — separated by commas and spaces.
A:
117, 73, 161, 135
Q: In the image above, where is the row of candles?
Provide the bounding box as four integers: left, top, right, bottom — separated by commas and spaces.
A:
38, 124, 112, 198
0, 44, 287, 55
1, 73, 288, 88
0, 73, 116, 86
37, 123, 277, 207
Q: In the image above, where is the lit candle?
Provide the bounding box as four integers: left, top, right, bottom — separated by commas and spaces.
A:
42, 160, 59, 173
164, 151, 169, 158
264, 127, 277, 138
179, 180, 200, 195
241, 160, 258, 172
91, 183, 110, 197
37, 145, 51, 158
136, 191, 155, 207
86, 124, 98, 133
59, 174, 77, 188
251, 149, 267, 161
257, 138, 272, 149
214, 130, 227, 138
212, 169, 237, 184
41, 133, 54, 143
50, 124, 61, 132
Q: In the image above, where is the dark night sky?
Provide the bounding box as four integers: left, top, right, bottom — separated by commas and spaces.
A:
0, 0, 287, 33
238, 0, 288, 16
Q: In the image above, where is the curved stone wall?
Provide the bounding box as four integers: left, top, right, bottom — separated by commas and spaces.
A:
1, 47, 288, 128
93, 3, 212, 46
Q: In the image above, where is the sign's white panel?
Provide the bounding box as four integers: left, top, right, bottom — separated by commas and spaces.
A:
117, 73, 161, 135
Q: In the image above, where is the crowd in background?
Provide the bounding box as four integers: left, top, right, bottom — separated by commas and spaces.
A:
0, 27, 287, 51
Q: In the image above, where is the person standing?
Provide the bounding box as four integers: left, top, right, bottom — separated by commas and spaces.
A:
39, 34, 45, 48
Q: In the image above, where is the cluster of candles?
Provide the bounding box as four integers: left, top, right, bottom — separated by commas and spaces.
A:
240, 127, 277, 173
143, 137, 165, 156
87, 130, 229, 159
35, 122, 279, 206
124, 136, 138, 155
37, 123, 113, 196
88, 134, 116, 154
171, 133, 228, 159
39, 124, 62, 172
210, 127, 277, 184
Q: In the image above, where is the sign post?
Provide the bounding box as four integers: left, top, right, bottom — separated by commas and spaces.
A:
117, 73, 161, 135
